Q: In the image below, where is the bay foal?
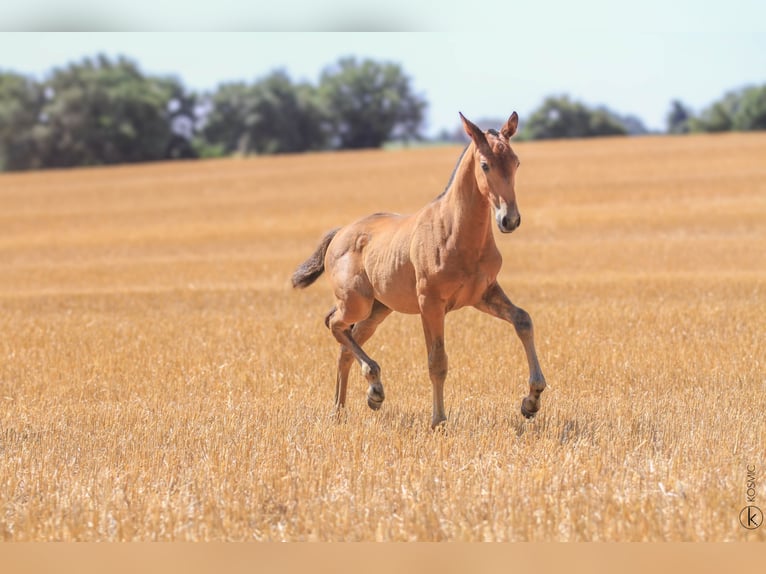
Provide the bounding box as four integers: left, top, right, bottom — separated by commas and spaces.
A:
292, 112, 546, 428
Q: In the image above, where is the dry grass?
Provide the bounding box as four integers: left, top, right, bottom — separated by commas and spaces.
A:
0, 134, 764, 541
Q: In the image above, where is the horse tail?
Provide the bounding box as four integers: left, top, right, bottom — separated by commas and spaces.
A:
291, 227, 340, 289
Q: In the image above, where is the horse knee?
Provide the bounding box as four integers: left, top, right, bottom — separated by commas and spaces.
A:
430, 363, 448, 382
428, 342, 448, 381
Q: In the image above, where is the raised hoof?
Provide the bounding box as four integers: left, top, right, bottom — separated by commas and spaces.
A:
521, 397, 539, 419
366, 384, 385, 411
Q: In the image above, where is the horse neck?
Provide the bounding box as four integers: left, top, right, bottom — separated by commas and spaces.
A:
440, 147, 495, 250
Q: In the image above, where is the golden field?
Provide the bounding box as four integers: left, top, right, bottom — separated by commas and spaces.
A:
0, 133, 764, 541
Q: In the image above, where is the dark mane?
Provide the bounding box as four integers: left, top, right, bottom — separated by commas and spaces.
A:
435, 143, 470, 200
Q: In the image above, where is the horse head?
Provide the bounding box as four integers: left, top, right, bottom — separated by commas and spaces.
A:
460, 112, 522, 233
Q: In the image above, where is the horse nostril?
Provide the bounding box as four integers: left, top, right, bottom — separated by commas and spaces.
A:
501, 215, 510, 229
517, 215, 521, 228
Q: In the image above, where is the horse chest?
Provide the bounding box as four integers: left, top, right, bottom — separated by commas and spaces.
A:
426, 245, 502, 311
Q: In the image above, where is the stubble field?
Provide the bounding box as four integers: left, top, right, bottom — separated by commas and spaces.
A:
0, 133, 764, 541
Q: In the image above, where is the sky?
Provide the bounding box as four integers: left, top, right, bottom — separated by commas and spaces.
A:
1, 1, 765, 137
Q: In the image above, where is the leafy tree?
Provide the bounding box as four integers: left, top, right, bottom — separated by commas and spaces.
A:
667, 99, 694, 134
731, 85, 766, 131
319, 57, 427, 149
201, 70, 325, 156
522, 95, 627, 140
161, 76, 200, 159
199, 82, 251, 155
0, 72, 46, 170
692, 90, 739, 133
32, 55, 179, 168
689, 85, 766, 133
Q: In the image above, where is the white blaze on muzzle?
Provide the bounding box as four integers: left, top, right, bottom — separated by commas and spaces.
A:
494, 199, 520, 233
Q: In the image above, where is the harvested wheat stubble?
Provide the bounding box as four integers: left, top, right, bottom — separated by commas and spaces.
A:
0, 133, 764, 540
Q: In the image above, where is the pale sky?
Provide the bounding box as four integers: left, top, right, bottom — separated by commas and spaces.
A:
1, 1, 764, 136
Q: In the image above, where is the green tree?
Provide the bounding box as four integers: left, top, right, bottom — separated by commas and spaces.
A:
319, 57, 427, 149
0, 72, 45, 170
692, 90, 739, 133
689, 85, 766, 133
199, 82, 251, 155
161, 76, 200, 160
732, 85, 766, 131
33, 55, 178, 168
691, 86, 766, 133
522, 95, 627, 140
201, 70, 325, 155
667, 99, 694, 134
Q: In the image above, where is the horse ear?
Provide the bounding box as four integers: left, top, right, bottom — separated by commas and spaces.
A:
459, 112, 490, 153
501, 112, 519, 139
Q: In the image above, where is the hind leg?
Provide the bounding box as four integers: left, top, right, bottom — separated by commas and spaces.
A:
327, 294, 389, 411
333, 300, 392, 410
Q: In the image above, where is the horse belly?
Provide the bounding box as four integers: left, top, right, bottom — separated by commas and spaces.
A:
373, 270, 420, 314
364, 239, 420, 315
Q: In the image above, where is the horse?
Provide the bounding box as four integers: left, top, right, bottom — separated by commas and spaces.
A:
291, 111, 547, 428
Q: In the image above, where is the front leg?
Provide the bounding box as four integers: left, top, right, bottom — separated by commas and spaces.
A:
419, 297, 448, 429
475, 282, 547, 418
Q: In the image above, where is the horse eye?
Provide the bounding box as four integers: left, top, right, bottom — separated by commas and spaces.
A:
480, 162, 490, 173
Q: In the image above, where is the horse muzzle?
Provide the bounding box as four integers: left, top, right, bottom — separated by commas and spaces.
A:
495, 204, 521, 234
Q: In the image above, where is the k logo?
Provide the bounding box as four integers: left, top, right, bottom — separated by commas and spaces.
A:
739, 506, 763, 530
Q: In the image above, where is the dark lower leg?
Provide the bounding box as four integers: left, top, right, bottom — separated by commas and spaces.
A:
512, 307, 547, 418
476, 283, 547, 419
329, 301, 391, 411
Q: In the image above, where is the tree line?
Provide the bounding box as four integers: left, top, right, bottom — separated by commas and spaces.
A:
441, 87, 766, 142
1, 54, 765, 171
0, 54, 426, 171
666, 85, 766, 134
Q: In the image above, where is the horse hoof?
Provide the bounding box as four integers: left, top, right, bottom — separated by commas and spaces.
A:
331, 407, 347, 422
367, 384, 385, 410
367, 396, 383, 410
521, 397, 539, 419
431, 417, 447, 430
